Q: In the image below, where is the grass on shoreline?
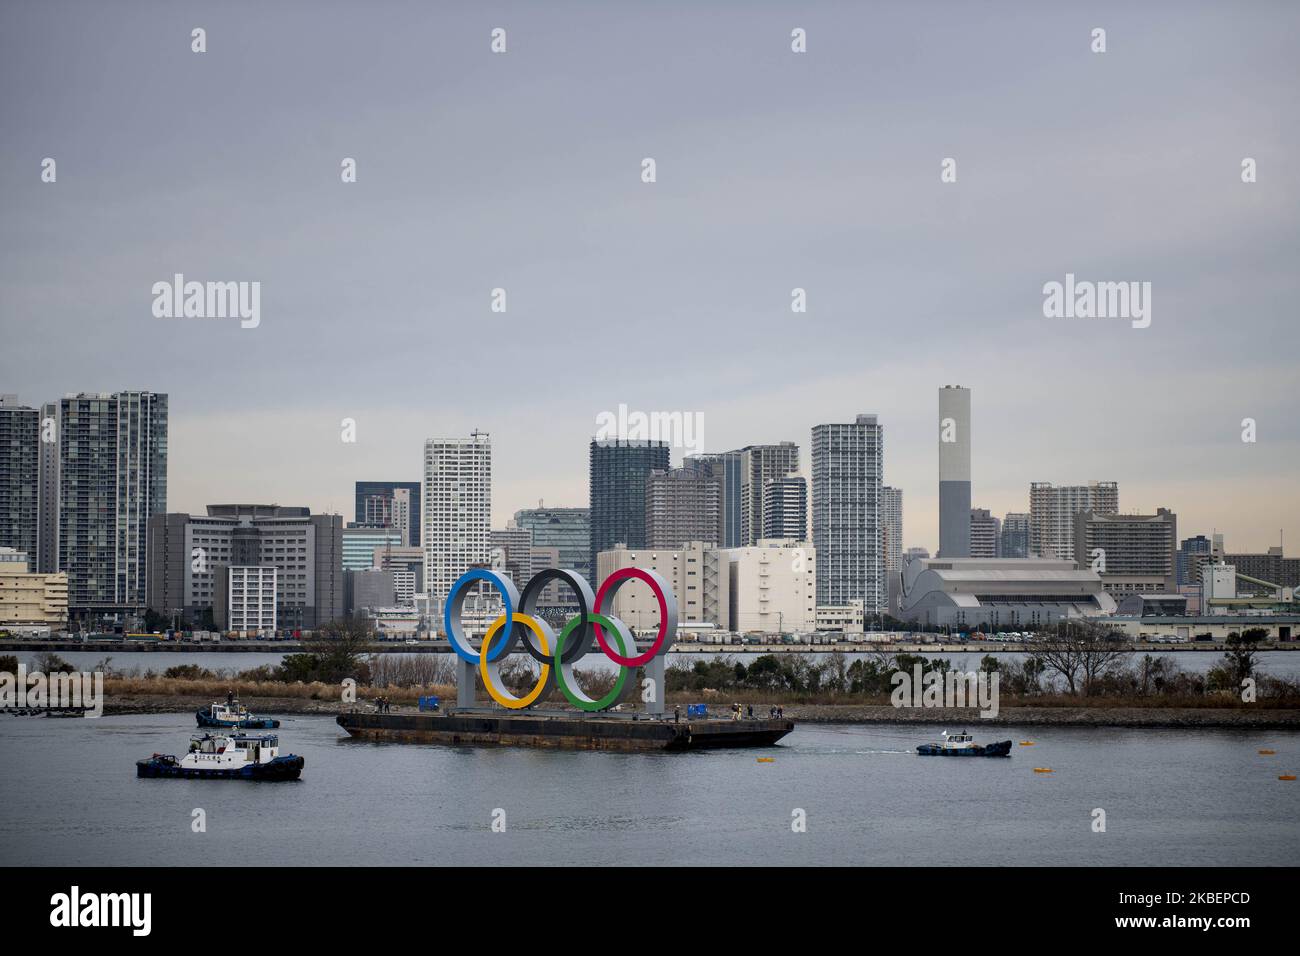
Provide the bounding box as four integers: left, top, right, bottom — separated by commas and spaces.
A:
103, 676, 454, 706
100, 675, 1299, 711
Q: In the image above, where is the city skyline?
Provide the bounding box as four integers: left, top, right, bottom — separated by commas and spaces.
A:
2, 385, 1295, 559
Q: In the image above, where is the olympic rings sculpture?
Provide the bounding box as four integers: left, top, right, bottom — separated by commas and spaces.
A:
442, 566, 678, 711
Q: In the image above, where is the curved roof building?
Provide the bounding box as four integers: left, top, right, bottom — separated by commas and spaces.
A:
892, 557, 1116, 628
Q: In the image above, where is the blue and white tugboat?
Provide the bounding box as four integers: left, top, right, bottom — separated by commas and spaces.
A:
917, 730, 1012, 757
136, 732, 304, 780
196, 696, 280, 729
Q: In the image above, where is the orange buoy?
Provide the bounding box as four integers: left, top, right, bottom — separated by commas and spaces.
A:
1019, 741, 1035, 746
1259, 749, 1276, 755
1280, 775, 1297, 781
756, 757, 775, 763
1033, 767, 1054, 774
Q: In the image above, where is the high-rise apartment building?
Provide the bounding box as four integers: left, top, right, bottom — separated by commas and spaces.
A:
1221, 546, 1300, 590
762, 475, 808, 542
645, 466, 722, 549
811, 414, 884, 611
37, 401, 58, 573
1000, 512, 1031, 558
58, 391, 167, 617
881, 486, 903, 572
588, 439, 669, 572
970, 508, 1001, 558
383, 488, 413, 547
1029, 481, 1118, 562
685, 452, 743, 548
0, 396, 39, 566
938, 386, 971, 558
1073, 508, 1177, 596
424, 432, 492, 616
739, 443, 800, 546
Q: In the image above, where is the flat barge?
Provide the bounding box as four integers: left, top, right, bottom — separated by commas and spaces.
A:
336, 710, 794, 751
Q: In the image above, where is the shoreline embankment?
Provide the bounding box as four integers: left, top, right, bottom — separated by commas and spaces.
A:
88, 690, 1300, 729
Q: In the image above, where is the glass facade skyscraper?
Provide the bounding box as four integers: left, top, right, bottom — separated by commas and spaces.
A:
1177, 534, 1212, 587
342, 524, 404, 570
514, 505, 591, 581
588, 439, 669, 572
354, 480, 421, 547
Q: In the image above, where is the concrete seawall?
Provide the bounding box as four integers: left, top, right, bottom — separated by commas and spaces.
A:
787, 704, 1300, 729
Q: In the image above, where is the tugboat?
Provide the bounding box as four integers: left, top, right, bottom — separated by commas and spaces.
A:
196, 696, 280, 729
917, 730, 1012, 757
136, 732, 304, 780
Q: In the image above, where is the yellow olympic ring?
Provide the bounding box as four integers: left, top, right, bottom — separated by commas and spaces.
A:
479, 613, 553, 709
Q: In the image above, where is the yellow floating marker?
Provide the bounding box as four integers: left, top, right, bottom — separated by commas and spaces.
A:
1033, 767, 1054, 774
756, 757, 775, 763
1259, 749, 1276, 755
1019, 741, 1035, 746
1280, 775, 1297, 781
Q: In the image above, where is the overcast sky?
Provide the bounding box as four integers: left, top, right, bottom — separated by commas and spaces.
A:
2, 0, 1297, 553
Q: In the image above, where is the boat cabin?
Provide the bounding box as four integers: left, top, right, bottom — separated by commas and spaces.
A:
208, 701, 250, 721
183, 733, 282, 768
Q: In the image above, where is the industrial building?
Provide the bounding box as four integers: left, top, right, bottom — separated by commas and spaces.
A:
891, 557, 1117, 628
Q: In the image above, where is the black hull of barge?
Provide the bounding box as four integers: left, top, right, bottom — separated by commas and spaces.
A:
336, 711, 794, 751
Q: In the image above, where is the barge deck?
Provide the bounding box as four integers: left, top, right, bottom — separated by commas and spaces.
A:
336, 709, 794, 751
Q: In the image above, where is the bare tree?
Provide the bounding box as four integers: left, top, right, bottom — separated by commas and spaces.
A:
824, 647, 849, 694
284, 614, 375, 683
1027, 619, 1128, 696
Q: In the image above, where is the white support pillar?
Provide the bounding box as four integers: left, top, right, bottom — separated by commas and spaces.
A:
457, 657, 476, 709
